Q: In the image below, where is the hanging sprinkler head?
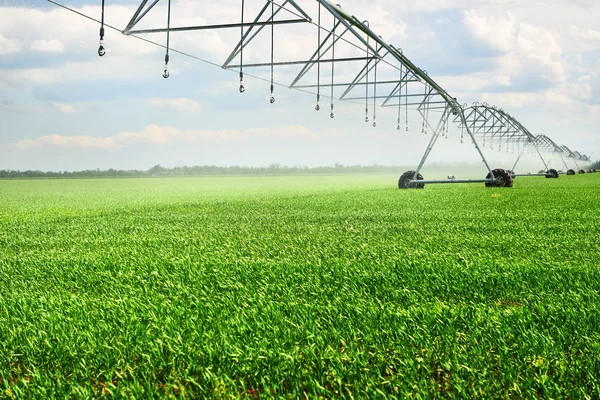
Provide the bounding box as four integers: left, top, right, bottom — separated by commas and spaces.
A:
162, 54, 170, 79
315, 103, 320, 111
98, 27, 105, 57
373, 121, 377, 128
239, 72, 245, 93
270, 97, 275, 104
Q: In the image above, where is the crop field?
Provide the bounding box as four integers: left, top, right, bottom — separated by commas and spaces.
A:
1, 174, 599, 398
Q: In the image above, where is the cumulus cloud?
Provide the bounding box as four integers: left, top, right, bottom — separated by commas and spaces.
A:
460, 10, 567, 92
11, 134, 118, 150
1, 1, 598, 163
183, 125, 314, 142
116, 125, 181, 145
5, 125, 180, 150
31, 39, 65, 53
569, 26, 600, 42
4, 124, 320, 150
463, 10, 518, 54
363, 5, 407, 41
147, 98, 201, 112
481, 91, 571, 109
0, 32, 21, 55
55, 103, 76, 113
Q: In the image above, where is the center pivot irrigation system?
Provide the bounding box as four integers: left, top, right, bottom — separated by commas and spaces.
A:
49, 0, 594, 188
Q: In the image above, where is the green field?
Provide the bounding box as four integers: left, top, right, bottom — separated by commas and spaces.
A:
1, 174, 599, 398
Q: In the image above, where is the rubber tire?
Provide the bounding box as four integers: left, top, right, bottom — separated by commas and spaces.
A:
579, 170, 586, 174
545, 169, 559, 179
566, 169, 576, 176
485, 168, 513, 188
398, 170, 424, 189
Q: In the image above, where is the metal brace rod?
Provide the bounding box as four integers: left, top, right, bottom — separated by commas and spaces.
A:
285, 0, 313, 21
124, 0, 150, 32
227, 56, 375, 69
383, 101, 448, 108
338, 46, 388, 99
418, 179, 495, 184
317, 0, 380, 56
289, 21, 347, 87
292, 79, 418, 89
222, 0, 293, 69
534, 145, 549, 170
511, 153, 522, 172
412, 105, 452, 180
127, 19, 308, 34
345, 93, 438, 101
560, 156, 570, 171
381, 70, 412, 106
457, 108, 495, 177
124, 0, 160, 33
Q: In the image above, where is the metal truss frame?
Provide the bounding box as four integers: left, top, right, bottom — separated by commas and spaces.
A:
115, 0, 499, 186
49, 0, 593, 187
455, 103, 590, 177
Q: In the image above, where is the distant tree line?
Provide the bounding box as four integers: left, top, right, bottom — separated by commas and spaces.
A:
4, 161, 596, 179
0, 164, 403, 179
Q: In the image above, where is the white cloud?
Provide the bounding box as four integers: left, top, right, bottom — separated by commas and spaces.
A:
147, 98, 201, 112
5, 125, 180, 150
5, 124, 319, 150
11, 134, 118, 150
463, 10, 517, 54
568, 76, 593, 101
569, 26, 600, 42
31, 39, 65, 53
480, 90, 573, 109
115, 125, 181, 145
3, 58, 160, 88
183, 125, 314, 143
0, 1, 598, 164
55, 103, 76, 114
460, 9, 567, 92
437, 73, 512, 93
0, 32, 21, 55
363, 5, 407, 41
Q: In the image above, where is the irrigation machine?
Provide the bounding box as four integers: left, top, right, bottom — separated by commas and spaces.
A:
48, 0, 592, 187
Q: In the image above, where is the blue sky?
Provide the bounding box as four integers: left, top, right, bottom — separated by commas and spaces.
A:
1, 0, 598, 171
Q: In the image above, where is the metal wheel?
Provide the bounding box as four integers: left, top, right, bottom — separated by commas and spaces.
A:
545, 169, 559, 179
398, 170, 424, 189
485, 168, 513, 188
